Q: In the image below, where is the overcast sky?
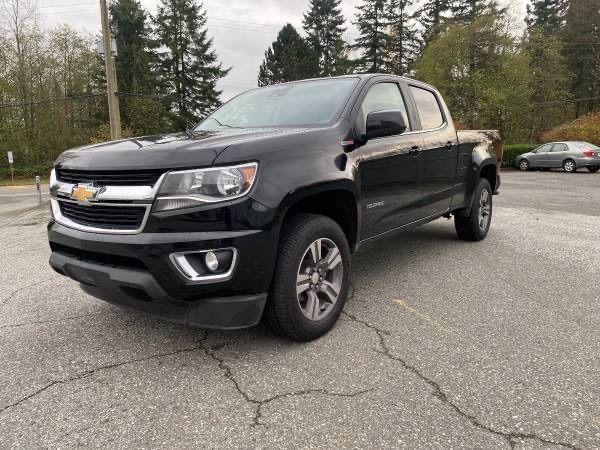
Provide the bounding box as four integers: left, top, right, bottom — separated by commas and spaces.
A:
38, 0, 528, 100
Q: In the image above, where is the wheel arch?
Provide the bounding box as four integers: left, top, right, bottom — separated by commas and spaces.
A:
458, 160, 497, 217
276, 181, 361, 253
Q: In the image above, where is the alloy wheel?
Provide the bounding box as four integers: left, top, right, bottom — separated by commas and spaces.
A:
564, 160, 575, 172
478, 189, 491, 231
296, 238, 343, 321
519, 160, 529, 171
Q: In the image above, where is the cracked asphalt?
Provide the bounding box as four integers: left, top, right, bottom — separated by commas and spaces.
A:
0, 170, 599, 448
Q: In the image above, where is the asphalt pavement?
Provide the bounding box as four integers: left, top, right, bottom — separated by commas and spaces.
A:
0, 170, 598, 448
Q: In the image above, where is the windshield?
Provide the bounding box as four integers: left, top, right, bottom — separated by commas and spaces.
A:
195, 78, 359, 130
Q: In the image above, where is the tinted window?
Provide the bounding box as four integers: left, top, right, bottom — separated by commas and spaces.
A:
410, 86, 444, 129
195, 78, 358, 130
361, 83, 410, 131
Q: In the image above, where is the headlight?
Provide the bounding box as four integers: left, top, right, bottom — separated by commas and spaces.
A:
154, 163, 258, 211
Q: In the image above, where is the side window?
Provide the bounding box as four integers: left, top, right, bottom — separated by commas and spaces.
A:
535, 144, 551, 153
361, 83, 410, 132
409, 86, 444, 130
551, 143, 567, 152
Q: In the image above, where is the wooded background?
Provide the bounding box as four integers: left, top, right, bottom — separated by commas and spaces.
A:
1, 0, 599, 178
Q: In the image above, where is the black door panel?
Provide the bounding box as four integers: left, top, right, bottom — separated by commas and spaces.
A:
419, 127, 459, 215
357, 133, 424, 238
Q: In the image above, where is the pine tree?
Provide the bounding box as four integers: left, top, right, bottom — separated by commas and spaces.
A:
525, 0, 567, 33
386, 0, 419, 75
155, 0, 229, 128
302, 0, 349, 76
563, 0, 600, 116
109, 0, 157, 95
257, 24, 315, 86
351, 0, 390, 73
416, 0, 451, 44
451, 0, 503, 24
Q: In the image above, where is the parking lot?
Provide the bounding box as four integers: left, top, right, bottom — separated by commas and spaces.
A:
0, 170, 598, 448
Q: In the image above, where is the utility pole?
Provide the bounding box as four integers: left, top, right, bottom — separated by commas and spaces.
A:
99, 0, 122, 140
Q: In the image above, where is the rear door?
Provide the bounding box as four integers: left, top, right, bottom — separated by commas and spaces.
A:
548, 143, 568, 168
408, 84, 458, 217
356, 81, 423, 239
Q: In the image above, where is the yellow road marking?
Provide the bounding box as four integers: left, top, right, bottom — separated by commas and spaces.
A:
393, 298, 457, 335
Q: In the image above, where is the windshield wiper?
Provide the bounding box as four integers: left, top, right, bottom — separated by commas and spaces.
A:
208, 117, 240, 129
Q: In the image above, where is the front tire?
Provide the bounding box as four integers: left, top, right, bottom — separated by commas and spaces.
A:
588, 166, 599, 173
264, 214, 351, 341
518, 159, 530, 171
455, 178, 493, 241
563, 159, 577, 173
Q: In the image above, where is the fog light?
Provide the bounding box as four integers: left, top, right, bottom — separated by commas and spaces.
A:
204, 251, 219, 272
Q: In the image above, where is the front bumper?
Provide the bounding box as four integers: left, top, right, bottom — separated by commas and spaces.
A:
47, 220, 278, 329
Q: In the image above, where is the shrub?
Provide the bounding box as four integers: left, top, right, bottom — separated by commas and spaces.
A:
541, 113, 600, 145
0, 161, 55, 181
502, 143, 540, 167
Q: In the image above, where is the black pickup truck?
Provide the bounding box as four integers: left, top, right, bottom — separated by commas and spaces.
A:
48, 74, 502, 341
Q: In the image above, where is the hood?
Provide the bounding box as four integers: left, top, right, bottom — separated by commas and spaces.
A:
55, 128, 307, 171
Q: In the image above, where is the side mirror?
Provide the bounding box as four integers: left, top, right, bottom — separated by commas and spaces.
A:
365, 110, 407, 140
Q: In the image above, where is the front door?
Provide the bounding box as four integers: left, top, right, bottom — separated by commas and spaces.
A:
356, 82, 423, 239
408, 85, 458, 217
529, 143, 552, 167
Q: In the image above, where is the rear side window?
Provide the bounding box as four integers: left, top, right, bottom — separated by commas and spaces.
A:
550, 143, 568, 152
410, 86, 444, 130
572, 142, 600, 151
361, 83, 410, 131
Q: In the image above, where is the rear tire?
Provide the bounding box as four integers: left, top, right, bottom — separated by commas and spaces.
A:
264, 214, 351, 342
455, 178, 493, 242
563, 159, 577, 173
587, 166, 599, 173
518, 159, 530, 171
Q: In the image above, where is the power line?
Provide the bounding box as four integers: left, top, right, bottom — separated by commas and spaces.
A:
38, 2, 96, 9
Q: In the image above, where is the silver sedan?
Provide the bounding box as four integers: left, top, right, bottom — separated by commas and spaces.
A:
515, 141, 600, 173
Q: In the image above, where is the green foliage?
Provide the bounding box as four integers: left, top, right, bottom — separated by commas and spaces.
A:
522, 29, 571, 141
155, 0, 229, 129
351, 0, 389, 73
450, 0, 505, 24
258, 24, 315, 86
0, 15, 106, 166
415, 14, 531, 143
302, 0, 349, 77
110, 0, 158, 96
541, 113, 600, 144
563, 0, 600, 117
525, 0, 566, 33
416, 0, 452, 45
502, 144, 540, 167
0, 161, 54, 181
386, 0, 419, 75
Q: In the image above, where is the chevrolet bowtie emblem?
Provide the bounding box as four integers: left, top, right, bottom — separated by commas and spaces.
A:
71, 184, 102, 202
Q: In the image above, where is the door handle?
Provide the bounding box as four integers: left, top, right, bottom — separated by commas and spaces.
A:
445, 141, 456, 150
409, 146, 421, 157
